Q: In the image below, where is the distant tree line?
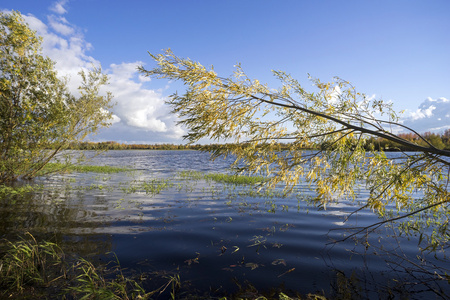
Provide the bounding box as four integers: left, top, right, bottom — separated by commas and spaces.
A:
67, 129, 450, 152
66, 141, 204, 151
365, 129, 450, 151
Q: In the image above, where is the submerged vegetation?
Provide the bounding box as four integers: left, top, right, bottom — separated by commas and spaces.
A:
205, 173, 268, 185
0, 184, 40, 198
42, 163, 132, 174
120, 178, 173, 195
0, 233, 327, 299
0, 166, 318, 299
178, 170, 268, 185
1, 156, 449, 298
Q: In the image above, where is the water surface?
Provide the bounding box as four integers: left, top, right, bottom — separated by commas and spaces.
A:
1, 150, 448, 298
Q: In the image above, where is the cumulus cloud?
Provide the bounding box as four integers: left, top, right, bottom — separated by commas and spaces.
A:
48, 15, 74, 36
16, 2, 184, 143
402, 97, 450, 132
106, 62, 175, 133
22, 13, 97, 94
49, 0, 69, 15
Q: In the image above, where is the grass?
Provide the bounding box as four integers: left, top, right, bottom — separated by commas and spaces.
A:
120, 179, 173, 195
65, 256, 152, 300
205, 173, 267, 185
178, 170, 268, 185
42, 162, 132, 174
0, 234, 65, 298
0, 233, 151, 299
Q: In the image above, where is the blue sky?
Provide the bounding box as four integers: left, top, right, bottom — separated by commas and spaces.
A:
2, 0, 450, 143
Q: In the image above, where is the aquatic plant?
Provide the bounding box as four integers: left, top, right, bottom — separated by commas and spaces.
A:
0, 184, 40, 197
177, 170, 205, 180
121, 179, 173, 195
66, 256, 151, 300
177, 170, 268, 185
0, 232, 63, 293
42, 162, 132, 174
0, 234, 151, 299
205, 173, 267, 185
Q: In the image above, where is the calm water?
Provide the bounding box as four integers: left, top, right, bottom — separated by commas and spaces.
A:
1, 150, 449, 298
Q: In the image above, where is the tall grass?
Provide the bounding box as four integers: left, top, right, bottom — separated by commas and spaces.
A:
0, 233, 150, 299
65, 256, 151, 300
0, 233, 63, 293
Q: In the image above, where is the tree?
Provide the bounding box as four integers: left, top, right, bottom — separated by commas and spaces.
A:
139, 49, 450, 251
0, 11, 114, 183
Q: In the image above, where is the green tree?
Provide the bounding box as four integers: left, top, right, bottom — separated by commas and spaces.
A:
421, 132, 446, 150
0, 11, 114, 182
140, 49, 450, 251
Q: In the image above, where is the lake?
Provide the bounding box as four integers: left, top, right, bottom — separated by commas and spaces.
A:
1, 150, 449, 299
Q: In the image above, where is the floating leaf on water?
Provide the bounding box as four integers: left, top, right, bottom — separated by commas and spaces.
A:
185, 252, 200, 265
271, 259, 286, 266
222, 267, 234, 272
245, 262, 261, 270
272, 242, 283, 248
278, 268, 295, 278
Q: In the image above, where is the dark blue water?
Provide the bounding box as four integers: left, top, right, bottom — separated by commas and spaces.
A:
1, 150, 449, 298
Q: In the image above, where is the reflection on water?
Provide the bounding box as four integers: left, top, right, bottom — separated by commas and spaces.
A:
0, 150, 449, 298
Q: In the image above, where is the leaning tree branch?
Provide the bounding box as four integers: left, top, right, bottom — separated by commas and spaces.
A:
248, 94, 450, 158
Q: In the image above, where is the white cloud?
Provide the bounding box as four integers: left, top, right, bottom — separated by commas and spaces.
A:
325, 85, 341, 105
48, 15, 74, 36
138, 74, 151, 82
49, 0, 69, 15
111, 114, 121, 124
106, 62, 171, 133
22, 13, 98, 94
16, 4, 184, 143
402, 97, 450, 132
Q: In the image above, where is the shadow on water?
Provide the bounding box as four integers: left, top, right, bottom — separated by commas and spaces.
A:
0, 150, 449, 299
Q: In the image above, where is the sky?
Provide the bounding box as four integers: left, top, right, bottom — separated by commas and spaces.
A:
2, 0, 450, 144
